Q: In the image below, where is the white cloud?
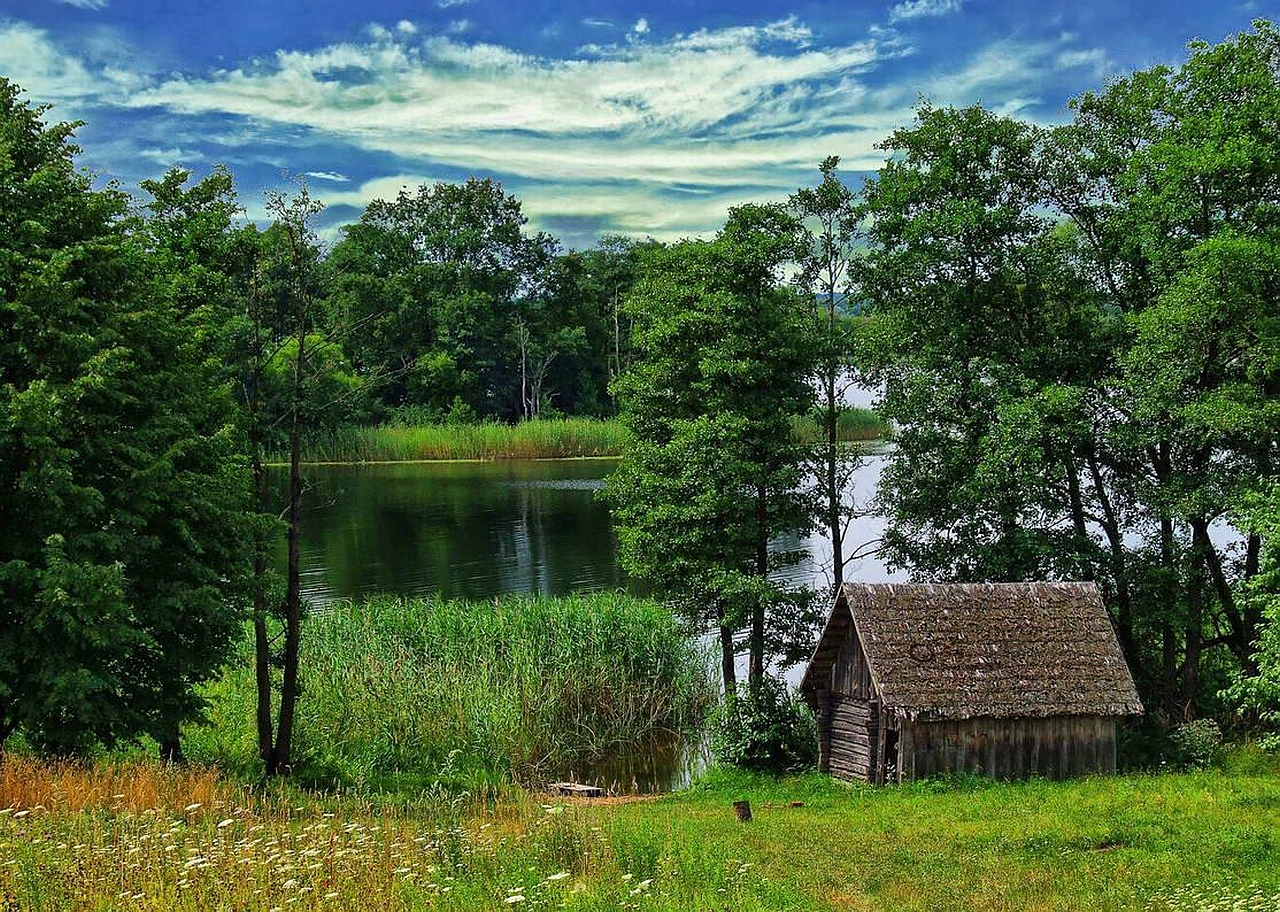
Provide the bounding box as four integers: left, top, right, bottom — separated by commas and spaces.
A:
138, 146, 205, 165
447, 19, 472, 35
435, 0, 471, 7
56, 0, 109, 10
1, 13, 1117, 241
633, 18, 650, 35
0, 20, 143, 104
303, 170, 351, 182
888, 0, 961, 24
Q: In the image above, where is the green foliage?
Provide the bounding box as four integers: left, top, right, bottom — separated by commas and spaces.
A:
1170, 719, 1224, 770
857, 22, 1280, 720
325, 179, 644, 421
186, 595, 716, 791
0, 80, 251, 752
1225, 482, 1280, 733
607, 205, 819, 686
711, 677, 818, 774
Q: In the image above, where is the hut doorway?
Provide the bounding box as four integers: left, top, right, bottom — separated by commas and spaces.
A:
883, 730, 899, 784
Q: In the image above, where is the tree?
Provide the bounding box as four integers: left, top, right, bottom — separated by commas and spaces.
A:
250, 183, 328, 776
607, 205, 815, 704
858, 21, 1279, 720
327, 178, 556, 419
790, 156, 864, 589
0, 81, 251, 754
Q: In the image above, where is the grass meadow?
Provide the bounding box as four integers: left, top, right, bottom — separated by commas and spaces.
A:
3, 757, 1279, 910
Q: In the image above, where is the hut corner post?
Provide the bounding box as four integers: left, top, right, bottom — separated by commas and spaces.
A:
816, 688, 832, 774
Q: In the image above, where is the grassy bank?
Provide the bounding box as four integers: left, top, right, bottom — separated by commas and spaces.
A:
186, 595, 716, 794
792, 407, 888, 445
3, 757, 1279, 910
287, 410, 888, 463
293, 418, 632, 462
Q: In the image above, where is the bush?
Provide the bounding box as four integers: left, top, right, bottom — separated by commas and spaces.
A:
711, 675, 817, 774
1170, 719, 1223, 769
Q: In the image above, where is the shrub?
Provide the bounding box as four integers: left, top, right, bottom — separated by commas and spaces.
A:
1170, 718, 1223, 769
711, 675, 817, 774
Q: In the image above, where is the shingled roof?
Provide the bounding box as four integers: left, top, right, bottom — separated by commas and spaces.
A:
801, 582, 1143, 721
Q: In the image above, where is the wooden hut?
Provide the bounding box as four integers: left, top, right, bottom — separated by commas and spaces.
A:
800, 582, 1142, 784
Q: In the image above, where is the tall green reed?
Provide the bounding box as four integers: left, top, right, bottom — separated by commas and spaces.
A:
189, 594, 715, 793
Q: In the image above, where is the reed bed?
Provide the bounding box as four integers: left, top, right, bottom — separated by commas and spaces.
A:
791, 406, 888, 445
187, 595, 716, 794
293, 419, 633, 463
287, 410, 887, 464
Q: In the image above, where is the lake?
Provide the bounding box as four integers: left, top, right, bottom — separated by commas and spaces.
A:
281, 451, 898, 607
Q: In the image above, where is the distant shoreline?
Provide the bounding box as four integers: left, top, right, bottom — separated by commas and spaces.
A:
269, 411, 890, 465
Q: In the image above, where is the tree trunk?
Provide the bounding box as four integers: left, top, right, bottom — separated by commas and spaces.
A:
749, 483, 768, 688
250, 415, 275, 767
717, 602, 739, 731
159, 730, 185, 766
824, 356, 842, 589
271, 259, 307, 777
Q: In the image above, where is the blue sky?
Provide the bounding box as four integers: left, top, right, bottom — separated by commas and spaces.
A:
1, 0, 1273, 247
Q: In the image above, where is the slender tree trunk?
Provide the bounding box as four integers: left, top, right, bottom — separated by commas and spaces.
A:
249, 405, 275, 767
824, 337, 842, 588
716, 602, 739, 731
1180, 524, 1208, 719
271, 259, 307, 777
1086, 454, 1134, 652
749, 483, 769, 688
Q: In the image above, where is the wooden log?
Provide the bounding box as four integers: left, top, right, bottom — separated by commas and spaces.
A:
733, 800, 752, 823
550, 782, 603, 798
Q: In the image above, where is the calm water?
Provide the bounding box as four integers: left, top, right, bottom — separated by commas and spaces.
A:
281, 453, 897, 606
272, 451, 899, 792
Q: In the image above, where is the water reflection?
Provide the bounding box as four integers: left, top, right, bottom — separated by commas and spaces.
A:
279, 452, 899, 607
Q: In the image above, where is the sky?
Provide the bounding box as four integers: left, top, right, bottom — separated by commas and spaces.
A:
0, 0, 1274, 248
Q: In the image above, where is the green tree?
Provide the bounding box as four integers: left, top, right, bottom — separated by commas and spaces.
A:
0, 81, 251, 754
858, 21, 1279, 720
790, 156, 863, 589
327, 178, 555, 418
607, 205, 815, 701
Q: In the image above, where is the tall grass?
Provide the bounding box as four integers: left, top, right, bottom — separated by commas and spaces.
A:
4, 759, 1280, 910
286, 409, 888, 464
187, 595, 716, 793
292, 418, 632, 463
791, 406, 889, 444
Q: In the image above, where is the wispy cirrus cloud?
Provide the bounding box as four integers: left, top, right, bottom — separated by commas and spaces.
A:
888, 0, 961, 24
303, 170, 351, 182
56, 0, 110, 10
0, 12, 1113, 242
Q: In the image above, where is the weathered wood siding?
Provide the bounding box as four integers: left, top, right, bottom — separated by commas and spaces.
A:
827, 696, 878, 780
897, 715, 1118, 782
829, 622, 873, 699
821, 623, 880, 781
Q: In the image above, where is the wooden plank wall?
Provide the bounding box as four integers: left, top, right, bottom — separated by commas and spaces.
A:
830, 624, 873, 699
899, 715, 1118, 782
827, 695, 877, 781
